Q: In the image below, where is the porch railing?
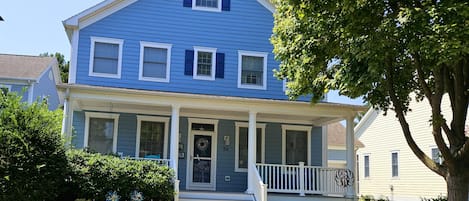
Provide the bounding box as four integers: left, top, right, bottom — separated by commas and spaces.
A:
250, 163, 267, 201
256, 163, 350, 196
130, 157, 171, 166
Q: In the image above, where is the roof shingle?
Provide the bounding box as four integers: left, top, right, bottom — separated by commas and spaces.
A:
0, 54, 55, 80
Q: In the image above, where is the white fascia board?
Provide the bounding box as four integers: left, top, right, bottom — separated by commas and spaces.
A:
354, 108, 380, 138
256, 0, 275, 13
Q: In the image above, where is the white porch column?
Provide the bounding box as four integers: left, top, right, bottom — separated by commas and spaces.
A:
61, 89, 73, 146
170, 105, 180, 177
346, 116, 357, 199
246, 110, 257, 194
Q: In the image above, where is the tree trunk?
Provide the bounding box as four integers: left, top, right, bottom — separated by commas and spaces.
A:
446, 173, 469, 201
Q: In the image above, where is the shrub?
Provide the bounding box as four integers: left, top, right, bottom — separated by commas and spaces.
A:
0, 92, 67, 201
421, 195, 447, 201
359, 195, 389, 201
65, 149, 174, 201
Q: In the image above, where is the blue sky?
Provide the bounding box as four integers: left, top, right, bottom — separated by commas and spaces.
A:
0, 0, 363, 106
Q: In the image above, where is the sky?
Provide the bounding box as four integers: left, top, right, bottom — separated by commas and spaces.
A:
0, 0, 363, 106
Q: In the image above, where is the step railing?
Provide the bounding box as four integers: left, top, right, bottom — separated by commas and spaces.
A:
256, 163, 350, 196
250, 163, 267, 201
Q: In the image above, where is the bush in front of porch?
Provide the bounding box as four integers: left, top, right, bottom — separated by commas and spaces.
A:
63, 149, 174, 201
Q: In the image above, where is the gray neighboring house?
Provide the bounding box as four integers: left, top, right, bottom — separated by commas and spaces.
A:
0, 54, 61, 110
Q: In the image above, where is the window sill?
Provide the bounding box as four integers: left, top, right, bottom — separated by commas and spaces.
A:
238, 84, 266, 90
139, 77, 169, 83
192, 6, 222, 12
89, 72, 121, 79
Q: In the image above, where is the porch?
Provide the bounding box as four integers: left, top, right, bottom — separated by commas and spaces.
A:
60, 84, 364, 201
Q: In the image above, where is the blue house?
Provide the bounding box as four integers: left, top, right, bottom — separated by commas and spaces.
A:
61, 1, 364, 200
0, 54, 61, 110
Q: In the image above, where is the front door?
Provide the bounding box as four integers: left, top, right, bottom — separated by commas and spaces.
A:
187, 121, 217, 190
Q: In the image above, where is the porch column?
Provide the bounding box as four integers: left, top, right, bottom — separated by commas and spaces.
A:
61, 89, 73, 146
346, 116, 357, 199
246, 111, 257, 194
170, 105, 180, 177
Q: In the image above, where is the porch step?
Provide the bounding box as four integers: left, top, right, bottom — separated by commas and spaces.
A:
179, 191, 254, 201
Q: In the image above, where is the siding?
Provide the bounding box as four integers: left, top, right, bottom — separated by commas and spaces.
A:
32, 68, 60, 110
9, 84, 29, 103
356, 96, 465, 200
75, 0, 309, 101
328, 149, 346, 161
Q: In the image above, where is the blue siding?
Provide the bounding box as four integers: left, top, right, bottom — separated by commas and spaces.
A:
75, 0, 308, 101
71, 111, 85, 148
265, 123, 282, 164
116, 113, 137, 156
328, 149, 346, 161
177, 117, 188, 191
311, 126, 323, 166
9, 84, 29, 103
33, 68, 60, 110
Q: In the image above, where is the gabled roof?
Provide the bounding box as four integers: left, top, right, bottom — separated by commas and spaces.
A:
328, 122, 364, 148
0, 54, 57, 81
354, 108, 380, 138
63, 0, 275, 41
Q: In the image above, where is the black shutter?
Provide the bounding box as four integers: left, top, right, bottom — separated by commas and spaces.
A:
222, 0, 231, 11
215, 53, 225, 79
185, 50, 194, 76
183, 0, 192, 7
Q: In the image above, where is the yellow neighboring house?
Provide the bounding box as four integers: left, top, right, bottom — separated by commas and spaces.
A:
355, 96, 469, 201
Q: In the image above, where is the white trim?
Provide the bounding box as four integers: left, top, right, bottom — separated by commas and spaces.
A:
88, 36, 123, 79
186, 118, 219, 191
234, 122, 266, 172
192, 0, 222, 12
84, 112, 120, 153
282, 79, 287, 92
237, 50, 268, 90
69, 29, 79, 83
281, 125, 312, 165
354, 108, 379, 138
135, 115, 170, 159
256, 0, 275, 13
28, 83, 34, 104
193, 46, 217, 81
139, 41, 172, 83
322, 125, 328, 167
390, 150, 399, 179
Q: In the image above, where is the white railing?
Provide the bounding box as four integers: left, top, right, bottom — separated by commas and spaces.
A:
256, 162, 349, 196
250, 163, 268, 201
130, 157, 171, 166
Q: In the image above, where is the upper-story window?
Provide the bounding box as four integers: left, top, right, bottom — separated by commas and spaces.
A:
193, 47, 217, 81
139, 41, 172, 82
238, 51, 268, 90
184, 0, 230, 12
89, 37, 123, 79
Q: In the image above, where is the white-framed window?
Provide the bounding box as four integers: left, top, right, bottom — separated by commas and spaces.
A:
235, 122, 265, 172
139, 41, 172, 82
364, 154, 370, 178
238, 51, 268, 90
192, 0, 222, 12
84, 112, 120, 154
193, 47, 217, 80
0, 84, 11, 95
282, 125, 311, 165
431, 147, 443, 165
391, 151, 399, 178
135, 115, 169, 159
89, 37, 123, 78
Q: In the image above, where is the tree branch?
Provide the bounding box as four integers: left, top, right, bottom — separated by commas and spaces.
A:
415, 54, 433, 103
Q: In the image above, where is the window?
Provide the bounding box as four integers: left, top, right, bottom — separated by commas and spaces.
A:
84, 112, 119, 154
193, 47, 217, 80
136, 116, 169, 159
0, 84, 11, 95
431, 147, 442, 164
139, 42, 172, 82
235, 122, 265, 172
89, 37, 123, 78
238, 51, 268, 90
364, 155, 370, 178
193, 0, 222, 11
391, 151, 399, 177
282, 125, 311, 165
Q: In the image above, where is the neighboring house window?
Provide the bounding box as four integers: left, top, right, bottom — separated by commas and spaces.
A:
282, 125, 311, 165
184, 0, 230, 12
238, 51, 268, 90
235, 122, 265, 172
391, 151, 399, 177
89, 37, 123, 78
84, 112, 119, 154
364, 155, 370, 178
431, 147, 442, 164
139, 41, 172, 82
193, 47, 217, 80
135, 116, 169, 159
0, 84, 11, 95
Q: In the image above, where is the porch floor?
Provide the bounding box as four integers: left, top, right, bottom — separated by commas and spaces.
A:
178, 191, 354, 201
268, 193, 354, 201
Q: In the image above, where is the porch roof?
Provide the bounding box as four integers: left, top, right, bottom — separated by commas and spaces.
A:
59, 84, 367, 125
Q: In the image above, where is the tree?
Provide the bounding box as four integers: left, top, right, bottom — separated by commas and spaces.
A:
40, 52, 69, 83
271, 0, 468, 200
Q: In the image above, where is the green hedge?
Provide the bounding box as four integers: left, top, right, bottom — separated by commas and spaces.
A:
0, 92, 67, 201
65, 150, 174, 201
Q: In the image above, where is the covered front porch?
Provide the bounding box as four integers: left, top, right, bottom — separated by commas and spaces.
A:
60, 84, 363, 201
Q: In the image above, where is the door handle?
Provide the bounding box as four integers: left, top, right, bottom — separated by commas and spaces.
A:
196, 154, 200, 161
